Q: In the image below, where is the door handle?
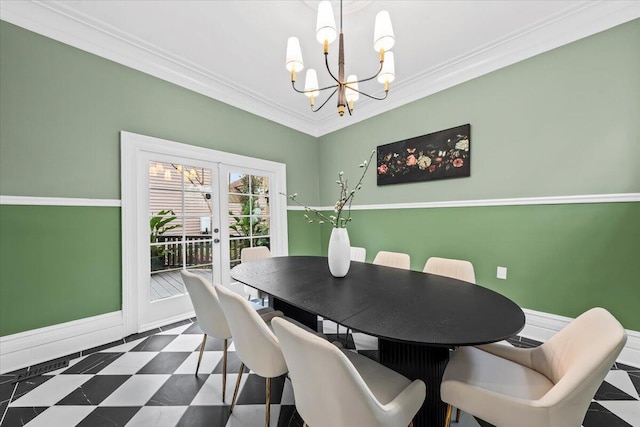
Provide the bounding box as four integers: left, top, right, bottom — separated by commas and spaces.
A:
214, 238, 220, 244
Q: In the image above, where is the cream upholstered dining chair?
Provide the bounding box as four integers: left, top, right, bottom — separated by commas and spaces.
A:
272, 317, 426, 427
179, 270, 233, 401
423, 256, 475, 284
215, 284, 297, 427
441, 307, 627, 427
372, 250, 411, 270
240, 246, 271, 304
422, 256, 475, 422
350, 246, 367, 262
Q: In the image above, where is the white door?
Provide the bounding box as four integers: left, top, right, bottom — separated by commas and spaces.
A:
140, 152, 222, 330
121, 131, 289, 335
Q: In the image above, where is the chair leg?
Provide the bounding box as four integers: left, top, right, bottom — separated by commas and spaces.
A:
409, 421, 414, 427
455, 407, 460, 422
230, 362, 245, 413
444, 404, 453, 427
265, 377, 271, 427
303, 423, 308, 427
195, 334, 207, 376
222, 338, 228, 402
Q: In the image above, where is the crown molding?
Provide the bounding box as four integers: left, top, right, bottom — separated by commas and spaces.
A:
1, 1, 638, 138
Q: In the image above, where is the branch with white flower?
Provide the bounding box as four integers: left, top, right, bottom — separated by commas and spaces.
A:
283, 150, 375, 228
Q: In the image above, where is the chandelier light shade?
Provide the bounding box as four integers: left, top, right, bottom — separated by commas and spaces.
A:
286, 0, 396, 116
285, 37, 304, 74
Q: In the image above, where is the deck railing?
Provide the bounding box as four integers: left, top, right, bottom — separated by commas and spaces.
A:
151, 235, 250, 272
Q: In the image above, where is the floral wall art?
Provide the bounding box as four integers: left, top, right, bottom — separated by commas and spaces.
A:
376, 124, 471, 185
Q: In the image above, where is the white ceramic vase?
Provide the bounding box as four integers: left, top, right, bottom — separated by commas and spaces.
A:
328, 227, 351, 277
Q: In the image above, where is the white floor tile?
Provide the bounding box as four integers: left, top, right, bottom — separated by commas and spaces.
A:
10, 375, 92, 407
125, 406, 189, 427
173, 352, 223, 375
99, 374, 170, 406
161, 335, 204, 352
598, 401, 640, 427
97, 352, 158, 375
352, 332, 378, 350
190, 373, 247, 406
280, 378, 295, 405
604, 370, 640, 399
158, 323, 192, 335
23, 406, 95, 427
225, 404, 281, 427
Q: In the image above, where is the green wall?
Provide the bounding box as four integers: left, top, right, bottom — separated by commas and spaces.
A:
1, 18, 639, 336
0, 21, 319, 336
306, 19, 640, 330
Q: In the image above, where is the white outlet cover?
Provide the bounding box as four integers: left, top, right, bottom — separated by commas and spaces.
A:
497, 267, 508, 280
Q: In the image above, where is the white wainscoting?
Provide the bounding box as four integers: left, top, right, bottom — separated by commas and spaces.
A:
1, 307, 637, 375
0, 311, 125, 374
522, 308, 640, 368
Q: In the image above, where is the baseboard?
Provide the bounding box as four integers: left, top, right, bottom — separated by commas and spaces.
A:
521, 308, 639, 368
0, 311, 125, 374
138, 311, 195, 334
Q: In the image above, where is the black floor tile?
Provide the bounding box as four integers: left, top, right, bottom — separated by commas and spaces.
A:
160, 319, 193, 332
124, 328, 162, 342
594, 380, 637, 401
277, 405, 305, 427
236, 374, 286, 405
582, 402, 632, 426
147, 374, 208, 406
130, 335, 177, 352
62, 352, 123, 374
137, 352, 191, 374
182, 323, 204, 335
12, 375, 53, 402
1, 406, 47, 426
56, 375, 130, 405
519, 337, 542, 347
82, 340, 125, 356
628, 371, 640, 396
213, 352, 249, 374
203, 336, 231, 351
0, 375, 17, 406
474, 418, 497, 427
176, 406, 231, 427
76, 406, 140, 427
615, 362, 640, 372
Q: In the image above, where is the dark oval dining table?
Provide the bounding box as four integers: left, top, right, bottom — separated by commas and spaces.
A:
231, 255, 525, 427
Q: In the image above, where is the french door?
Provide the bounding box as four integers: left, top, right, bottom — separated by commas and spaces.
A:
121, 132, 288, 334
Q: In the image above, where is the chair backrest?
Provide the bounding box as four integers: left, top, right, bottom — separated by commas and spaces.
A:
533, 307, 626, 423
180, 270, 231, 339
272, 317, 404, 427
350, 246, 366, 262
372, 251, 410, 270
215, 284, 287, 378
423, 257, 476, 283
241, 246, 271, 262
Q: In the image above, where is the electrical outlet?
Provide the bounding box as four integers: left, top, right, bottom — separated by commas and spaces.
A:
497, 266, 507, 280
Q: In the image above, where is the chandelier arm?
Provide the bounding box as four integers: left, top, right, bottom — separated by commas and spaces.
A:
351, 88, 389, 101
351, 61, 385, 85
324, 52, 341, 85
311, 88, 339, 112
291, 80, 339, 95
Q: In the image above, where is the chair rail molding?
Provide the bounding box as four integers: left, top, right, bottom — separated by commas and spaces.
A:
0, 195, 121, 207
287, 193, 640, 211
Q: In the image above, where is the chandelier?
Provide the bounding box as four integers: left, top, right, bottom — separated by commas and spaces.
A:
285, 0, 395, 116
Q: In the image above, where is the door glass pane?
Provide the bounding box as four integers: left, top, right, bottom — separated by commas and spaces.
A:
228, 172, 271, 271
150, 161, 215, 302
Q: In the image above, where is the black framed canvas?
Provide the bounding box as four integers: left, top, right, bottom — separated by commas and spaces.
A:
376, 124, 471, 186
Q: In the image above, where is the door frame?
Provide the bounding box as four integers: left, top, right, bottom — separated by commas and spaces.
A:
121, 131, 289, 335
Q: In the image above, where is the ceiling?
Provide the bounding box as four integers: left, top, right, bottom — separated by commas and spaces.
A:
1, 1, 639, 137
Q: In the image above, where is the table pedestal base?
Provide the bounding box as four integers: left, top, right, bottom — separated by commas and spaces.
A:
379, 339, 450, 427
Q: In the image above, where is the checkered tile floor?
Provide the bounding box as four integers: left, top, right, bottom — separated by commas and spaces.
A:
1, 317, 638, 426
